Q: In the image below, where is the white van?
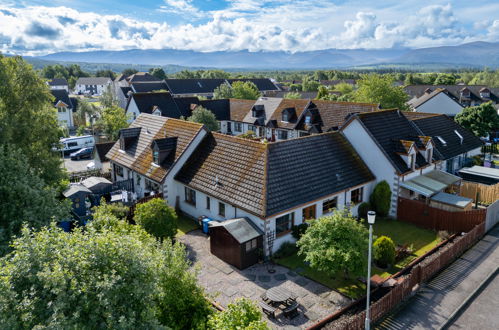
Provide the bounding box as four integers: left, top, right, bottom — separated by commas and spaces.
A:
59, 135, 95, 154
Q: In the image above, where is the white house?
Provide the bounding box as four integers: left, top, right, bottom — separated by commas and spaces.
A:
341, 109, 482, 217
51, 89, 74, 128
407, 88, 464, 116
47, 78, 69, 92
75, 77, 112, 96
125, 92, 186, 123
107, 114, 374, 254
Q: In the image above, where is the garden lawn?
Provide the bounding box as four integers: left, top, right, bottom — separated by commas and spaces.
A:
176, 215, 199, 237
372, 218, 441, 278
275, 254, 366, 299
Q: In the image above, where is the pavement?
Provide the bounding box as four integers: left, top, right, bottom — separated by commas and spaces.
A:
63, 156, 93, 173
446, 271, 499, 330
376, 224, 499, 330
179, 230, 353, 329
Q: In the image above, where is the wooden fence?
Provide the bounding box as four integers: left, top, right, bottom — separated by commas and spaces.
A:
318, 222, 486, 330
397, 198, 486, 232
69, 169, 112, 183
460, 181, 499, 205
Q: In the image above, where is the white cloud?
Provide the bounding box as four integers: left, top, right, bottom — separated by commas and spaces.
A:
0, 3, 497, 56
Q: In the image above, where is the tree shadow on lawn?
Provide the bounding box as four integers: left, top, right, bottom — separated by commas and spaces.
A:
274, 253, 366, 300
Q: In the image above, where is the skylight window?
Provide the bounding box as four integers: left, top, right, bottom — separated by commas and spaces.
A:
454, 130, 463, 144
436, 136, 447, 146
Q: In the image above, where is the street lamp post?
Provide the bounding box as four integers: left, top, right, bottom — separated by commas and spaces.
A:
365, 211, 376, 330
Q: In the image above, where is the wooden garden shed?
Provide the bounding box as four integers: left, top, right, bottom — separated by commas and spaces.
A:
209, 217, 263, 269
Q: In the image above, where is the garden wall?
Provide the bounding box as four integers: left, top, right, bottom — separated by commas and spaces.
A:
313, 222, 486, 330
397, 197, 486, 232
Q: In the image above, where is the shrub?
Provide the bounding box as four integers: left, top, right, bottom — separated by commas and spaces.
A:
134, 198, 178, 240
272, 241, 298, 259
370, 181, 392, 216
207, 298, 268, 330
357, 202, 371, 220
291, 223, 308, 240
373, 235, 396, 267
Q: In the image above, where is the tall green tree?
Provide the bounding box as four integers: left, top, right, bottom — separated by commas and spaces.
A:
213, 83, 233, 99
333, 82, 354, 95
369, 181, 392, 217
95, 69, 116, 80
433, 73, 456, 85
354, 74, 409, 110
231, 81, 260, 100
75, 99, 99, 127
455, 102, 499, 137
134, 198, 178, 240
97, 105, 130, 140
297, 210, 369, 278
302, 78, 321, 92
0, 223, 212, 329
187, 106, 219, 131
99, 85, 117, 108
283, 92, 302, 99
0, 146, 70, 252
0, 55, 66, 185
316, 85, 330, 100
149, 67, 167, 80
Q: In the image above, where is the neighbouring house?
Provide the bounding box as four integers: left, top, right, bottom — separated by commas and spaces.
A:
220, 97, 378, 141
407, 88, 464, 116
125, 92, 186, 122
115, 82, 169, 110
209, 217, 264, 269
405, 112, 483, 174
175, 130, 374, 253
47, 78, 69, 92
75, 77, 112, 95
51, 89, 74, 128
163, 78, 280, 98
92, 142, 115, 171
458, 166, 499, 185
107, 113, 374, 254
405, 85, 499, 108
106, 114, 208, 199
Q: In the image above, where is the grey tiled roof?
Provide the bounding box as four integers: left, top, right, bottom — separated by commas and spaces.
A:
76, 77, 112, 85
176, 132, 374, 218
129, 92, 183, 118
51, 89, 73, 109
410, 115, 483, 161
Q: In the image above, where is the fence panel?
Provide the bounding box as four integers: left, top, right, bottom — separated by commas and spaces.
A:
397, 198, 486, 232
460, 181, 499, 205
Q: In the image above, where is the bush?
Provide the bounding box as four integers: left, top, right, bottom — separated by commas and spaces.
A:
373, 236, 396, 267
357, 202, 371, 220
273, 241, 298, 259
370, 181, 392, 216
291, 223, 308, 240
134, 198, 178, 240
207, 298, 268, 329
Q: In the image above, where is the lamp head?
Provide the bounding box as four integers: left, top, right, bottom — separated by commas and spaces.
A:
367, 211, 376, 225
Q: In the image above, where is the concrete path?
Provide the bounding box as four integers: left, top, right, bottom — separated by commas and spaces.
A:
376, 224, 499, 330
179, 230, 352, 329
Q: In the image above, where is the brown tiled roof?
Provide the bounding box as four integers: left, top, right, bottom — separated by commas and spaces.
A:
268, 99, 310, 129
176, 132, 374, 218
397, 140, 415, 154
228, 99, 257, 122
307, 100, 378, 131
106, 114, 204, 183
95, 142, 115, 162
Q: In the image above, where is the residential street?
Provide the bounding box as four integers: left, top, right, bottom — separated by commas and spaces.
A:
447, 272, 499, 329
376, 224, 499, 330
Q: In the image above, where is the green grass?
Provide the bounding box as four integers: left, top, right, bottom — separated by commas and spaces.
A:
274, 219, 441, 298
372, 218, 441, 278
275, 253, 366, 299
176, 215, 199, 237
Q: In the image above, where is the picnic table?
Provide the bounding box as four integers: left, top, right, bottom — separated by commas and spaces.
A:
266, 287, 295, 305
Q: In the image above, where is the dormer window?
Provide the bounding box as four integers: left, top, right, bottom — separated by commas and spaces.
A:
152, 106, 161, 116
305, 115, 311, 124
408, 154, 416, 170
252, 104, 264, 118
479, 88, 490, 98
282, 113, 289, 122
153, 150, 159, 164
119, 127, 141, 151
460, 88, 470, 98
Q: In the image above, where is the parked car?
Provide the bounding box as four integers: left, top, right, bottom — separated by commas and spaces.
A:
70, 147, 94, 160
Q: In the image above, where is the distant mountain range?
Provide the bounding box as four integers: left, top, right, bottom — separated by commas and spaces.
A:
33, 41, 499, 70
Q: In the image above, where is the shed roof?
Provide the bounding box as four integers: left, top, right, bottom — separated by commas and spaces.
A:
458, 166, 499, 180
211, 217, 263, 243
81, 176, 112, 189
399, 170, 461, 197
430, 192, 472, 209
63, 184, 92, 198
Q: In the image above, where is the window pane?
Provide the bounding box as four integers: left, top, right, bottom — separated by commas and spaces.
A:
276, 213, 292, 235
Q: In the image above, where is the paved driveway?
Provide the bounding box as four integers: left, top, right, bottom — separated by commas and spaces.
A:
63, 156, 93, 173
179, 230, 352, 329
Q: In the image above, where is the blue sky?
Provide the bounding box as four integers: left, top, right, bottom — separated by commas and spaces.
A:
1, 0, 498, 55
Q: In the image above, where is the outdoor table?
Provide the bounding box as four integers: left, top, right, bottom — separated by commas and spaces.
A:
265, 287, 294, 306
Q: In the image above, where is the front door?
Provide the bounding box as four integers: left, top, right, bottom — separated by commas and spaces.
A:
302, 205, 316, 221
